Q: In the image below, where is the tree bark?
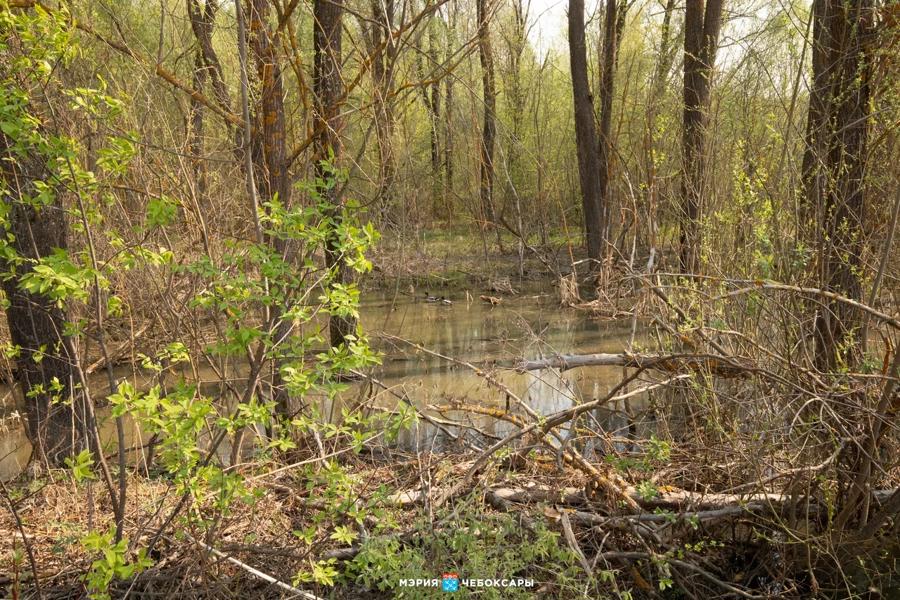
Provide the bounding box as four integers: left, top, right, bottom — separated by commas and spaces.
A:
313, 0, 354, 348
803, 0, 873, 370
568, 0, 603, 264
643, 0, 677, 250
248, 0, 289, 208
187, 0, 234, 139
0, 143, 78, 464
476, 0, 498, 244
244, 0, 297, 414
597, 0, 622, 253
428, 23, 442, 209
188, 49, 208, 201
679, 0, 724, 273
369, 0, 397, 225
443, 1, 456, 218
186, 0, 227, 203
414, 16, 442, 215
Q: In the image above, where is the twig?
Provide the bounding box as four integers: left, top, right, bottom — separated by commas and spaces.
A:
186, 534, 324, 599
711, 281, 900, 330
560, 512, 592, 574
0, 478, 43, 600
516, 352, 751, 378
598, 551, 766, 599
434, 374, 684, 510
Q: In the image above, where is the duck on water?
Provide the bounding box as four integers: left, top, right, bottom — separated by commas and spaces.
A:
424, 293, 452, 306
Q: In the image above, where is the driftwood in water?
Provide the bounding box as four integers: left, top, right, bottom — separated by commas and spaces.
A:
517, 352, 752, 378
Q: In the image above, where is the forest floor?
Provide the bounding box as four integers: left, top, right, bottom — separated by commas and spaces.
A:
0, 445, 600, 599
6, 431, 896, 598
365, 227, 582, 291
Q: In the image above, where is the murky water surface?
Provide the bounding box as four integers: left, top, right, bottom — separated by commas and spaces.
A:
1, 289, 649, 479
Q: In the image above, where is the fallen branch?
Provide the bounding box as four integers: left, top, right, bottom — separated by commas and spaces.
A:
516, 352, 752, 378
483, 483, 898, 513
597, 551, 766, 599
187, 535, 323, 599
430, 375, 685, 511
85, 323, 151, 375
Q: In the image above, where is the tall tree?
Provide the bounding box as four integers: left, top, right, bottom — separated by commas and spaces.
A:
476, 0, 498, 244
0, 128, 77, 464
187, 40, 208, 200
804, 0, 873, 369
248, 0, 289, 209
414, 14, 442, 211
368, 0, 397, 224
597, 0, 623, 252
642, 0, 677, 250
568, 0, 604, 263
442, 0, 457, 215
313, 0, 354, 348
187, 0, 235, 157
679, 0, 724, 273
245, 0, 295, 414
500, 0, 529, 273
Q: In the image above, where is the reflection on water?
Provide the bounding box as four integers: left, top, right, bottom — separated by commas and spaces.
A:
357, 291, 649, 451
1, 289, 650, 479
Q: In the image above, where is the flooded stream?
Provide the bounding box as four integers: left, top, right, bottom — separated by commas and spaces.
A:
0, 289, 651, 479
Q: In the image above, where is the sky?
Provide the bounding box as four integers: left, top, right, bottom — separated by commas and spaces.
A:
526, 0, 604, 56
526, 0, 568, 55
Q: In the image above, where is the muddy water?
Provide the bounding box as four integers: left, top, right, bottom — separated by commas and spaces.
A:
354, 291, 650, 450
0, 290, 650, 479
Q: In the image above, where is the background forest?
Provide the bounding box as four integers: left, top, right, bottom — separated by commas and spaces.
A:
1, 0, 899, 598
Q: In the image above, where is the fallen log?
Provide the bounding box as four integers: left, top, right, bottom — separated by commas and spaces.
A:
484, 484, 898, 513
516, 352, 753, 378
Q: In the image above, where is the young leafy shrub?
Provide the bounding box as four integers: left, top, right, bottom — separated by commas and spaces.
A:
346, 496, 584, 598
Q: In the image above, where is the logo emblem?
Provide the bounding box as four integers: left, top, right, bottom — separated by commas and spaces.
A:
441, 572, 459, 592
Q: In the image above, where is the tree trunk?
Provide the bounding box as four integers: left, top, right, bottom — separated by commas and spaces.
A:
0, 147, 78, 464
643, 0, 677, 251
313, 0, 354, 348
245, 0, 295, 414
476, 0, 498, 245
443, 1, 456, 218
187, 0, 233, 137
186, 0, 228, 203
679, 0, 724, 273
597, 0, 622, 254
568, 0, 603, 263
188, 49, 208, 201
414, 17, 442, 216
428, 21, 441, 187
804, 0, 872, 370
248, 0, 289, 208
800, 0, 829, 227
370, 0, 397, 226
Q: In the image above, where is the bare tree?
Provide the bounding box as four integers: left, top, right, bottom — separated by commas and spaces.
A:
414, 11, 443, 211
367, 0, 398, 224
442, 0, 457, 216
477, 0, 499, 247
568, 0, 603, 263
803, 0, 873, 370
642, 0, 677, 251
247, 0, 289, 209
679, 0, 724, 273
597, 0, 624, 253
